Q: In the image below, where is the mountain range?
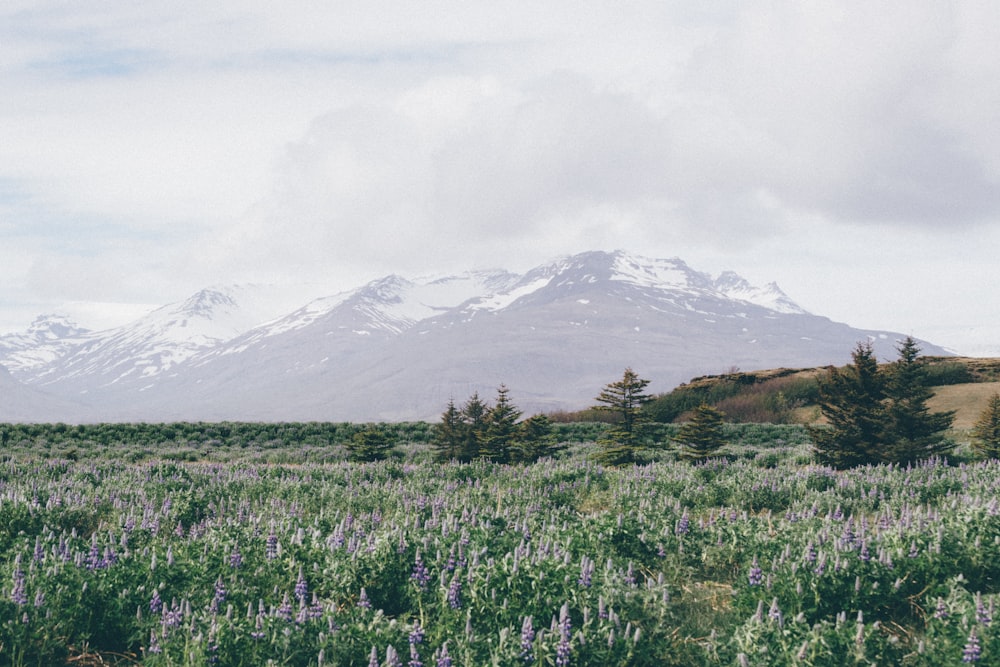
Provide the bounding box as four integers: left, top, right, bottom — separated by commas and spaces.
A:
0, 250, 950, 423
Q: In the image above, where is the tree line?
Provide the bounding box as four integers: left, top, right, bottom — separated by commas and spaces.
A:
424, 336, 996, 470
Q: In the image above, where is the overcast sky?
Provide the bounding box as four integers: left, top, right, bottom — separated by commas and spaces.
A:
2, 2, 998, 355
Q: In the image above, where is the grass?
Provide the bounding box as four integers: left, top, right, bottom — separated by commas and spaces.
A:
928, 381, 1000, 428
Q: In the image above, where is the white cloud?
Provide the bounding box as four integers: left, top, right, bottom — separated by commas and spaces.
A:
0, 1, 998, 355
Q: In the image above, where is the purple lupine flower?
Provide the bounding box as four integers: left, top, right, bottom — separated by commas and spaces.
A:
210, 577, 226, 614
976, 593, 992, 625
149, 590, 163, 614
963, 629, 982, 662
386, 645, 403, 667
768, 598, 783, 627
408, 644, 424, 667
447, 576, 462, 609
748, 558, 763, 586
87, 537, 102, 570
358, 587, 372, 609
10, 561, 27, 606
368, 646, 380, 667
577, 556, 594, 588
520, 616, 535, 663
934, 598, 948, 620
555, 604, 572, 667
229, 547, 243, 569
33, 537, 44, 563
146, 630, 162, 655
265, 533, 279, 560
624, 561, 636, 587
409, 621, 425, 645
435, 642, 452, 667
295, 567, 309, 602
676, 512, 690, 535
411, 553, 430, 591
308, 593, 324, 620
908, 542, 919, 559
277, 593, 294, 622
250, 613, 266, 639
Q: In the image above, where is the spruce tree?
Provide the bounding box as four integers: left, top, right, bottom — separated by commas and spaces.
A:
433, 399, 467, 462
675, 404, 727, 462
481, 385, 522, 463
513, 413, 563, 463
592, 367, 653, 465
809, 341, 886, 468
345, 425, 394, 462
460, 392, 489, 461
972, 393, 1000, 460
881, 336, 955, 463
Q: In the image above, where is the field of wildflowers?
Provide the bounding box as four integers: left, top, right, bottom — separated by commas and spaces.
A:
0, 425, 998, 665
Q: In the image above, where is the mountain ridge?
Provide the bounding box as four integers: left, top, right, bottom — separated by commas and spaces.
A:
0, 250, 951, 423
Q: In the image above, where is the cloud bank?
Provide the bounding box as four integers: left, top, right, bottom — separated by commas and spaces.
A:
1, 2, 998, 353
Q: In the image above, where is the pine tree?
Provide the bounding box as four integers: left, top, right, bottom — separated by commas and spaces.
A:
881, 336, 954, 463
433, 399, 467, 462
592, 368, 653, 465
345, 424, 395, 462
460, 392, 489, 461
481, 385, 522, 463
675, 404, 727, 462
513, 413, 563, 463
972, 393, 1000, 460
809, 341, 886, 468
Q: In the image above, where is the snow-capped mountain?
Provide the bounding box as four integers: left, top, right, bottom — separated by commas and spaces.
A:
1, 250, 952, 422
0, 314, 92, 373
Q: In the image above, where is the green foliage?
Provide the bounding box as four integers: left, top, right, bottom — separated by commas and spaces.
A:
645, 376, 745, 423
592, 367, 653, 465
1, 437, 1000, 665
345, 424, 395, 462
881, 336, 955, 463
923, 360, 974, 386
645, 372, 819, 424
675, 404, 728, 462
481, 385, 522, 463
432, 399, 467, 462
434, 387, 563, 464
512, 413, 565, 463
810, 338, 955, 468
809, 341, 886, 468
972, 393, 1000, 459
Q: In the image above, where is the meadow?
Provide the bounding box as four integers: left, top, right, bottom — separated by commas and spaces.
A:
0, 425, 998, 666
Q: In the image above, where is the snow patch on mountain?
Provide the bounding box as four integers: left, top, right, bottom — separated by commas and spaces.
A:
0, 314, 92, 373
469, 276, 554, 312
713, 271, 806, 315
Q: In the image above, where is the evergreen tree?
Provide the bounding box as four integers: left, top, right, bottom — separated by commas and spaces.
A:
809, 341, 886, 468
460, 392, 489, 461
972, 393, 1000, 460
675, 404, 727, 462
433, 399, 467, 462
881, 336, 955, 463
345, 424, 394, 462
592, 367, 653, 465
513, 414, 563, 463
481, 385, 522, 463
